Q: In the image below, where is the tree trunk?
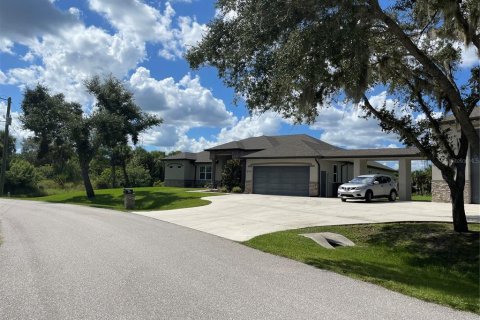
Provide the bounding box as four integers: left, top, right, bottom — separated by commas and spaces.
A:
121, 160, 130, 187
446, 162, 469, 232
80, 157, 95, 199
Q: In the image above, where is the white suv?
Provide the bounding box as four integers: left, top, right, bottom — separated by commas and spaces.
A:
337, 174, 398, 202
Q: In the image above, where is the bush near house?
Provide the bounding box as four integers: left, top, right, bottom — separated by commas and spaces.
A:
221, 159, 242, 192
231, 186, 243, 193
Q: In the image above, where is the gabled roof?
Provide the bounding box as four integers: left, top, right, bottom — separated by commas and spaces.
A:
163, 152, 198, 161
163, 134, 423, 167
206, 135, 274, 151
163, 151, 211, 163
207, 134, 340, 158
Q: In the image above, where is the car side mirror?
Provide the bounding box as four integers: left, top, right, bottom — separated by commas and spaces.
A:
373, 181, 379, 185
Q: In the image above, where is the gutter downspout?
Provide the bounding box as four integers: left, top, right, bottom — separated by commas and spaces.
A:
340, 163, 348, 183
193, 161, 197, 187
315, 158, 321, 197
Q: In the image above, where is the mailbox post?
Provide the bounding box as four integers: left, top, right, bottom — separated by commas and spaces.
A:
124, 188, 135, 210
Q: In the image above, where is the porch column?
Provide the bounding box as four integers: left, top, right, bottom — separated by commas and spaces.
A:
211, 155, 217, 188
398, 158, 411, 201
353, 159, 367, 177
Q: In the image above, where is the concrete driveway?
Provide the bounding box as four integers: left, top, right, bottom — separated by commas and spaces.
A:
134, 194, 480, 241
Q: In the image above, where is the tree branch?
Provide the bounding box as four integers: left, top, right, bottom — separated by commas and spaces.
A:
412, 87, 456, 159
368, 0, 480, 156
361, 94, 452, 174
453, 1, 480, 52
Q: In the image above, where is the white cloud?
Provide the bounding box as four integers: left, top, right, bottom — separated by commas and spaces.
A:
376, 160, 431, 171
214, 8, 238, 22
311, 100, 400, 149
140, 111, 285, 152
87, 0, 206, 60
129, 67, 233, 127
129, 66, 287, 152
6, 24, 146, 104
175, 16, 208, 48
460, 44, 479, 68
68, 7, 81, 18
88, 0, 175, 43
174, 111, 284, 152
0, 70, 6, 84
0, 38, 14, 54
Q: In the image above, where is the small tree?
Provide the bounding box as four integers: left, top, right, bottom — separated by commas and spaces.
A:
85, 75, 162, 188
221, 159, 242, 192
69, 110, 97, 198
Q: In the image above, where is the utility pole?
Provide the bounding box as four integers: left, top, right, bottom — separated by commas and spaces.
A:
0, 97, 12, 196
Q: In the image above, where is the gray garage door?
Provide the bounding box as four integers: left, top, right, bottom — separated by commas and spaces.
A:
253, 166, 310, 196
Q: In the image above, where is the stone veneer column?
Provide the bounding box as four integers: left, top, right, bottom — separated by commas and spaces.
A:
309, 182, 318, 196
244, 180, 253, 193
432, 180, 471, 203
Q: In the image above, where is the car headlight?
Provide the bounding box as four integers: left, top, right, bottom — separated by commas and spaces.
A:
354, 187, 362, 191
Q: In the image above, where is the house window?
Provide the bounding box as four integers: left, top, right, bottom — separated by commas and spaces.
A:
199, 165, 212, 180
333, 164, 338, 182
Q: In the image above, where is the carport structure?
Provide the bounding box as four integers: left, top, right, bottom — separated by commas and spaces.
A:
321, 148, 425, 201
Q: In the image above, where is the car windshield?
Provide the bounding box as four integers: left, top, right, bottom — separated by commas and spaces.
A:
349, 177, 374, 184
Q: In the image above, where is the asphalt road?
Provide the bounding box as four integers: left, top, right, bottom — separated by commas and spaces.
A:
0, 199, 476, 320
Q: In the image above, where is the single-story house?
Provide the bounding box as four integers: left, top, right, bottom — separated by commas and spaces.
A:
164, 134, 419, 200
163, 108, 480, 204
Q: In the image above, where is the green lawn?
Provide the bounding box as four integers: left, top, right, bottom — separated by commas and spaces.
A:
412, 194, 432, 201
244, 223, 480, 313
18, 187, 219, 211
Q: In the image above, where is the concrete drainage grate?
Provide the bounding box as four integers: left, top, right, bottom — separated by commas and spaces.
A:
300, 232, 355, 249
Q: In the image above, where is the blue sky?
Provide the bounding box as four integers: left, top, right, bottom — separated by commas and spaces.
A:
0, 0, 477, 168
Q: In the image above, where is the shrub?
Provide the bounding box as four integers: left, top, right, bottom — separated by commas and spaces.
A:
36, 165, 55, 180
231, 186, 243, 193
127, 164, 152, 187
6, 159, 38, 187
203, 182, 213, 189
5, 159, 40, 195
93, 168, 114, 189
219, 186, 229, 193
153, 180, 164, 187
221, 159, 242, 192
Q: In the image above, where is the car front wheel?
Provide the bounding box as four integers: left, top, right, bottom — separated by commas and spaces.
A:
341, 198, 347, 202
389, 190, 397, 202
365, 190, 373, 203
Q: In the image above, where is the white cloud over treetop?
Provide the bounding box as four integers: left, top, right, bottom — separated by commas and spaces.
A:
311, 95, 401, 149
129, 67, 233, 127
140, 111, 286, 152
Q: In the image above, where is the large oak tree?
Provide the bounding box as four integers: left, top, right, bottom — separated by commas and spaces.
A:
187, 0, 479, 232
